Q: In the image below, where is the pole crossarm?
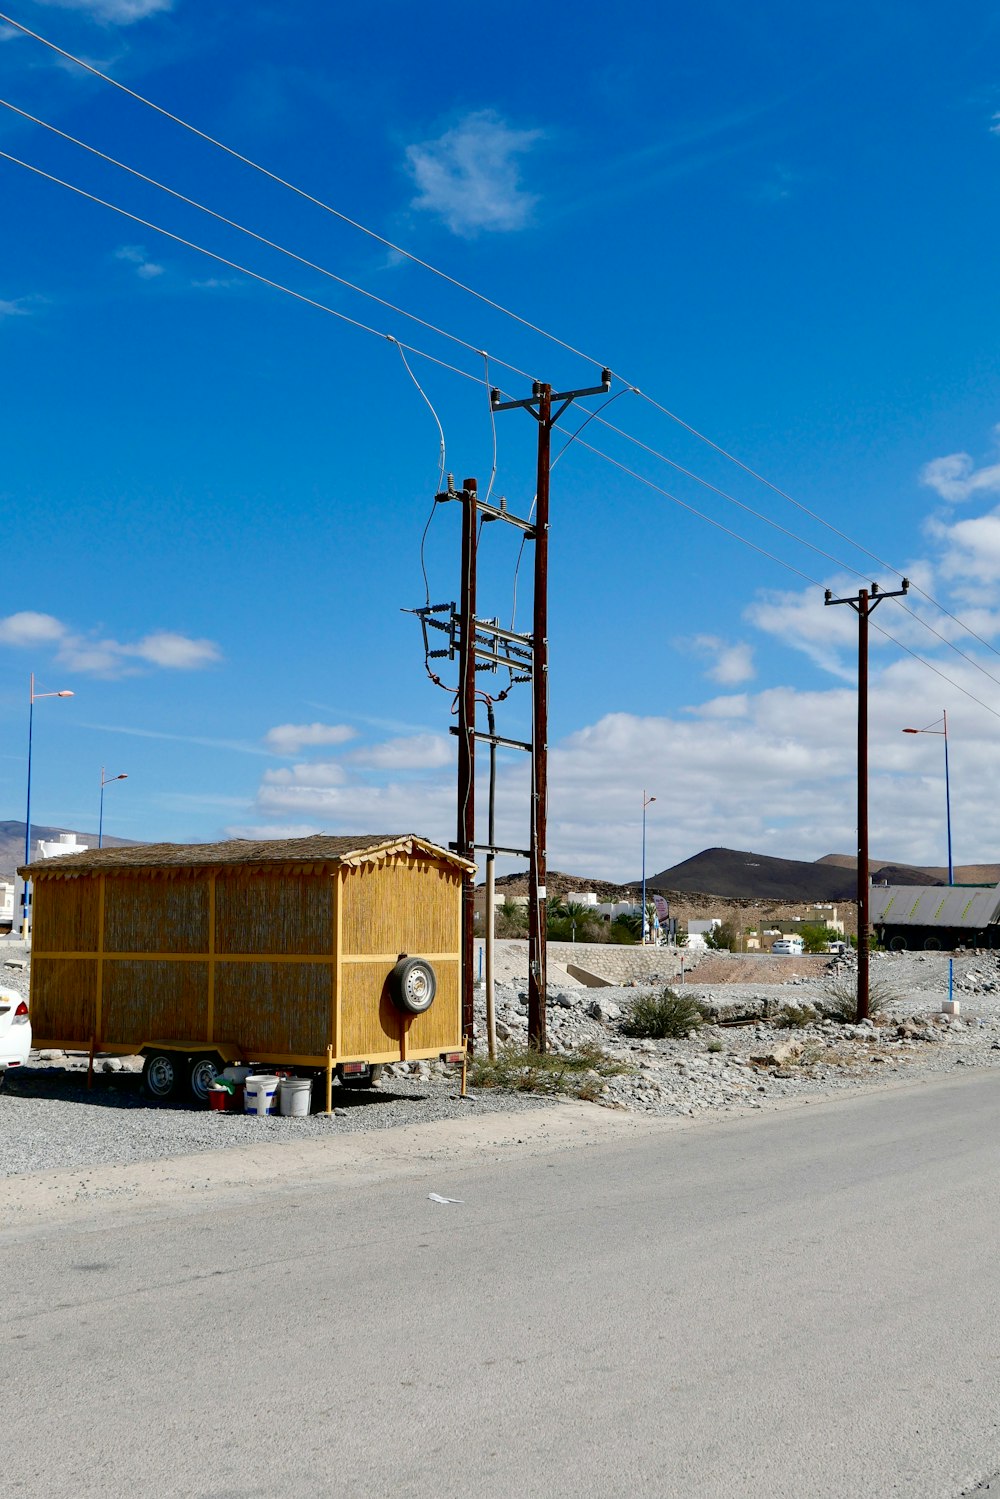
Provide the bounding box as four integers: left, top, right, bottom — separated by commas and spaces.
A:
490, 370, 612, 414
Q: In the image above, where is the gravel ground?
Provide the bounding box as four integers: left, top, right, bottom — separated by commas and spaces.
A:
4, 938, 1000, 1179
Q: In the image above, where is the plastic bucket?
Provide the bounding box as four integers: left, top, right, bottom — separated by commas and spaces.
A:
279, 1076, 313, 1117
208, 1086, 229, 1112
243, 1075, 280, 1116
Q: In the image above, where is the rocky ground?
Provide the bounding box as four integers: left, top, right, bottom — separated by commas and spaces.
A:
3, 938, 1000, 1176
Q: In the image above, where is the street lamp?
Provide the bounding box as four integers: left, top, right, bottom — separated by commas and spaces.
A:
902, 710, 952, 885
99, 768, 128, 849
641, 791, 656, 945
23, 673, 74, 938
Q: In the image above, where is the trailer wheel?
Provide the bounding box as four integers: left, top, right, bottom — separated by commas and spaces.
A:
188, 1054, 222, 1105
388, 956, 437, 1015
889, 936, 907, 952
923, 936, 942, 951
142, 1051, 181, 1101
338, 1064, 384, 1089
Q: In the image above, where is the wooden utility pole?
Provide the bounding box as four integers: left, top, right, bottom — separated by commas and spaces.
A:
491, 370, 611, 1050
456, 477, 478, 1049
824, 578, 908, 1019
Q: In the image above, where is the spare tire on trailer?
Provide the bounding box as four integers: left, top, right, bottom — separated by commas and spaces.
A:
388, 955, 437, 1015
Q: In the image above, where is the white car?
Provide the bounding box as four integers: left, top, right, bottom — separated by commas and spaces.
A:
771, 938, 804, 955
0, 986, 31, 1087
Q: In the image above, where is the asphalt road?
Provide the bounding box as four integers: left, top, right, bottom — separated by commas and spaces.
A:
5, 1075, 1000, 1498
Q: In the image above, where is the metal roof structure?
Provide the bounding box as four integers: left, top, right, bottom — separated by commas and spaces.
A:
869, 883, 1000, 929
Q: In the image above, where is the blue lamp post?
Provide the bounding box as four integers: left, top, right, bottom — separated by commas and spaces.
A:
99, 767, 128, 849
23, 672, 74, 937
902, 709, 953, 885
641, 791, 656, 944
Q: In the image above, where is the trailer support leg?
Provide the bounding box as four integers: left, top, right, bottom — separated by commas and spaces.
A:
325, 1044, 333, 1117
87, 1036, 95, 1091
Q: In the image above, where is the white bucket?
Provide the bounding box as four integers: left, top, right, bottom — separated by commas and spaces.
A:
279, 1076, 313, 1117
243, 1074, 280, 1116
222, 1065, 252, 1083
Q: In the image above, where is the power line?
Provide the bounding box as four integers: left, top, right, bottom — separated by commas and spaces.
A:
0, 147, 485, 389
0, 95, 539, 389
0, 9, 596, 367
7, 8, 1000, 671
4, 139, 1000, 730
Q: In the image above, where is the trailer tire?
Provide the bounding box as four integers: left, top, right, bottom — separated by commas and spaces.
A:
388, 956, 437, 1015
923, 936, 942, 951
889, 936, 907, 951
188, 1054, 222, 1105
142, 1051, 181, 1101
338, 1064, 384, 1089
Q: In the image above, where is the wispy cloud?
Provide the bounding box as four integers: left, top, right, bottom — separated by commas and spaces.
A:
35, 0, 174, 24
263, 722, 357, 754
921, 429, 1000, 504
114, 244, 164, 280
77, 722, 277, 758
0, 297, 34, 319
406, 110, 541, 236
688, 634, 756, 686
990, 112, 1000, 136
0, 611, 222, 677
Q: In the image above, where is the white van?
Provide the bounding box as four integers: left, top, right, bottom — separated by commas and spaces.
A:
771, 936, 804, 955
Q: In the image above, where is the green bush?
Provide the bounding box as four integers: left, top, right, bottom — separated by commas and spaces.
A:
775, 1002, 819, 1028
820, 976, 898, 1024
621, 988, 710, 1039
469, 1042, 628, 1100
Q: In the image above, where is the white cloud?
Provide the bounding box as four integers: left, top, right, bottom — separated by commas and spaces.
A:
262, 761, 348, 789
36, 0, 173, 23
122, 632, 221, 669
0, 297, 32, 319
239, 652, 1000, 880
744, 586, 859, 677
114, 244, 164, 279
347, 734, 452, 771
690, 634, 756, 685
263, 722, 357, 754
0, 610, 221, 676
934, 508, 1000, 586
990, 112, 1000, 136
921, 432, 1000, 504
406, 110, 541, 236
0, 611, 66, 646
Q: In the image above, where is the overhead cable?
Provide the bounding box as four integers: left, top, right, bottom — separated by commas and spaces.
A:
6, 9, 999, 666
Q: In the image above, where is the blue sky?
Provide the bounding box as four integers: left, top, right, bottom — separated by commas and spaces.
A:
3, 0, 1000, 879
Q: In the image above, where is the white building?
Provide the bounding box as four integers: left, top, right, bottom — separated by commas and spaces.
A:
36, 832, 90, 860
0, 880, 14, 928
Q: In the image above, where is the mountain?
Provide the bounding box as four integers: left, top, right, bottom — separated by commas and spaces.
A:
643, 847, 972, 901
817, 853, 1000, 884
0, 821, 137, 879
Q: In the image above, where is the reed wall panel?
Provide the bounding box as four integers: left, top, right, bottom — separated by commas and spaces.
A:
340, 858, 460, 957
105, 877, 209, 954
31, 957, 97, 1044
32, 878, 100, 954
215, 872, 332, 956
214, 962, 331, 1058
102, 960, 208, 1045
339, 958, 460, 1057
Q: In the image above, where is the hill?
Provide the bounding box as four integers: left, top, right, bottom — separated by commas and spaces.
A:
0, 820, 137, 879
641, 847, 994, 901
817, 853, 1000, 884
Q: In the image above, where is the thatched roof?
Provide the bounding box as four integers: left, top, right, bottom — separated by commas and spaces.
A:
20, 833, 474, 879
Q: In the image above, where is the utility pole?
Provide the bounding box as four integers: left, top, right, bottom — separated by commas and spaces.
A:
825, 578, 909, 1020
456, 478, 478, 1050
492, 370, 611, 1050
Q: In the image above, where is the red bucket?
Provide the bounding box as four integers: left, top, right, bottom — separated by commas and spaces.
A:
208, 1087, 229, 1112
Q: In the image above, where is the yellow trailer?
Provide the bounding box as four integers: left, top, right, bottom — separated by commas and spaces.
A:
19, 833, 473, 1104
